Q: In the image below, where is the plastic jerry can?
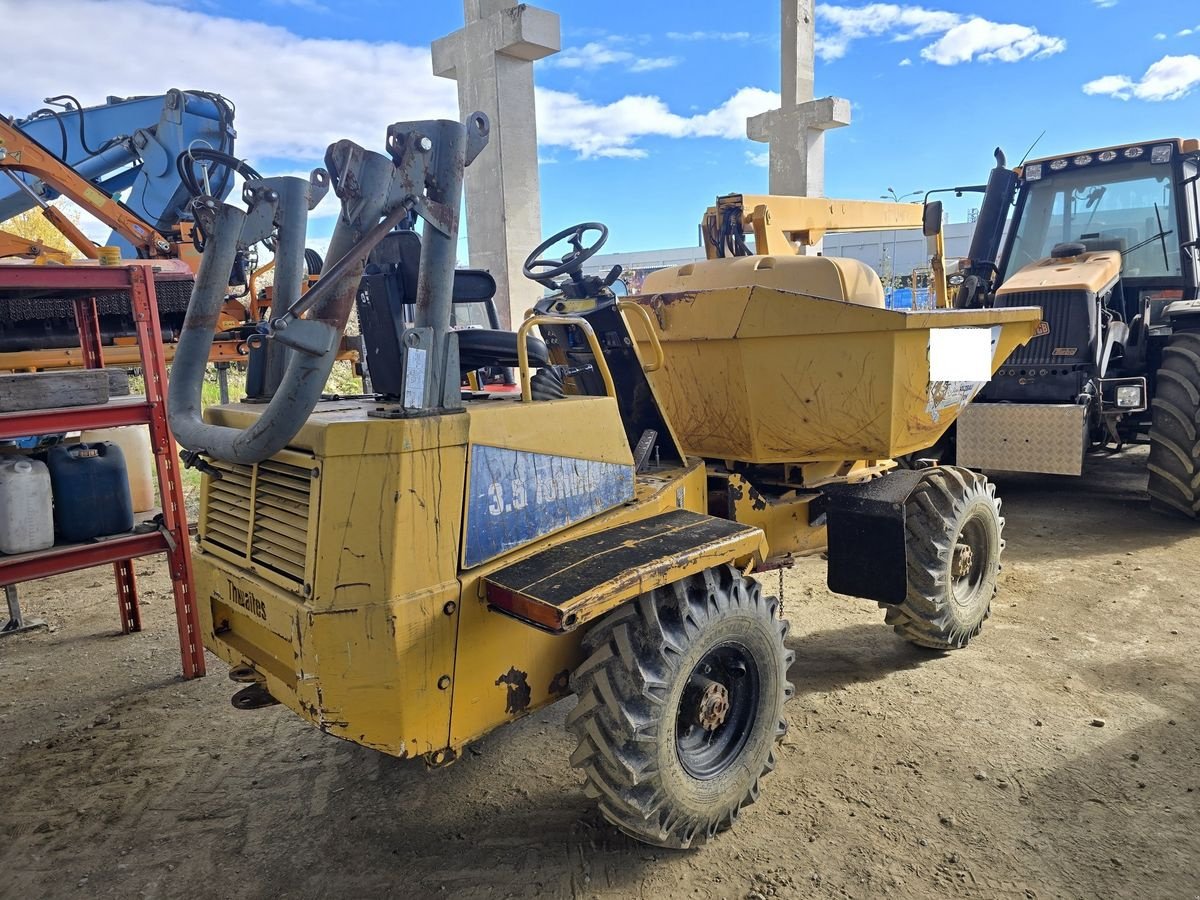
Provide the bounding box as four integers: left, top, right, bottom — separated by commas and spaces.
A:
0, 455, 55, 554
81, 426, 155, 513
47, 442, 134, 542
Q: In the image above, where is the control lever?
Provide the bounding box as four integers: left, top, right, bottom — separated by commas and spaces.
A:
633, 429, 659, 473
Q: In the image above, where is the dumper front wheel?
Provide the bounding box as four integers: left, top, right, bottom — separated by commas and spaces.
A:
885, 467, 1003, 650
567, 565, 793, 848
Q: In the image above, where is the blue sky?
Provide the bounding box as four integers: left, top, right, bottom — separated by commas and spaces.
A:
1, 0, 1198, 256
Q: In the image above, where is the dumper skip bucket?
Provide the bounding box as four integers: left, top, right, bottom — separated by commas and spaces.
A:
631, 283, 1041, 465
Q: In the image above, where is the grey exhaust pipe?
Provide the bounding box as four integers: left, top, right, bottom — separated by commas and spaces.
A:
168, 113, 490, 466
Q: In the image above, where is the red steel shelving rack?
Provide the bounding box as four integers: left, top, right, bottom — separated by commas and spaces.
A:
0, 263, 205, 678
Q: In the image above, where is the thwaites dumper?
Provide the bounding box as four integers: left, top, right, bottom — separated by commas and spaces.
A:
170, 114, 1039, 848
932, 140, 1200, 516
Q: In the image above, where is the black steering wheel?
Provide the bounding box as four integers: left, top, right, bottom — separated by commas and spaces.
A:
522, 222, 608, 287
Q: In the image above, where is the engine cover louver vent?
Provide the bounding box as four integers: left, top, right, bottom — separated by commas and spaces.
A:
200, 453, 316, 588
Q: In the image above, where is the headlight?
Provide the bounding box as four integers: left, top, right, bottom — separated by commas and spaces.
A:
1116, 385, 1143, 408
1124, 147, 1144, 159
1024, 163, 1043, 181
1151, 144, 1173, 164
1098, 150, 1117, 162
1049, 159, 1069, 171
1074, 154, 1094, 166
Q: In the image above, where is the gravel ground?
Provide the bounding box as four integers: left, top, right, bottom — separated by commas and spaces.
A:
1, 446, 1197, 900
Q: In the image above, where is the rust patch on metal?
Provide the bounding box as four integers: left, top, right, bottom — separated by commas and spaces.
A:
424, 746, 457, 768
698, 681, 730, 731
637, 290, 697, 308
496, 667, 532, 714
548, 668, 571, 696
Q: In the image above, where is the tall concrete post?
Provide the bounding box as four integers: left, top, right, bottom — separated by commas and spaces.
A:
747, 1, 851, 208
432, 1, 560, 328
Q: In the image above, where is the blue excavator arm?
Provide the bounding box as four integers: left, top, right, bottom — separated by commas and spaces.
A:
0, 89, 236, 254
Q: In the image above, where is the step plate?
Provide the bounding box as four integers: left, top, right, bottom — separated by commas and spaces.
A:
483, 509, 764, 634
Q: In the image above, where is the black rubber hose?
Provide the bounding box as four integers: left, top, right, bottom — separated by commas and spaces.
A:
43, 94, 119, 157
175, 148, 261, 199
304, 248, 324, 276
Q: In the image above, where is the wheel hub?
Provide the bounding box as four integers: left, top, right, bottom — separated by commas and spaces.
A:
676, 642, 761, 780
696, 681, 730, 731
952, 542, 974, 578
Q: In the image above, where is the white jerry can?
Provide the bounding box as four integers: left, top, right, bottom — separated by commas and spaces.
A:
0, 455, 55, 554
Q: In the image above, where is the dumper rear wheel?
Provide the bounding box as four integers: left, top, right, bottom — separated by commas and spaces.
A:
567, 565, 793, 848
885, 467, 1003, 650
1147, 331, 1200, 519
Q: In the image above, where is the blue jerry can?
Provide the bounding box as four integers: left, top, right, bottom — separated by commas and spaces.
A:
46, 442, 135, 542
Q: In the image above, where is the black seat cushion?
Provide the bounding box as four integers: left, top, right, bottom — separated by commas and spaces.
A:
457, 329, 549, 371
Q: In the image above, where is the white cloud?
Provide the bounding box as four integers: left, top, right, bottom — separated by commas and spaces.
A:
1155, 33, 1168, 40
1179, 28, 1195, 37
666, 31, 753, 42
1082, 74, 1136, 98
536, 87, 779, 159
0, 0, 771, 168
899, 57, 913, 66
1083, 54, 1200, 101
1091, 0, 1117, 7
549, 42, 679, 73
0, 0, 457, 163
920, 17, 1065, 65
630, 56, 682, 72
745, 150, 770, 168
816, 4, 1064, 66
816, 3, 959, 60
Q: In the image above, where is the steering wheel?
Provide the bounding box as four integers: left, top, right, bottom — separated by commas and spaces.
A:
522, 222, 608, 287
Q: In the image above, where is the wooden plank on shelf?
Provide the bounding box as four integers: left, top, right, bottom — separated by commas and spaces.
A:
0, 371, 109, 412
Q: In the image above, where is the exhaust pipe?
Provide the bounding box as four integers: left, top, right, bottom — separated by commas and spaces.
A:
168, 113, 490, 467
956, 148, 1019, 309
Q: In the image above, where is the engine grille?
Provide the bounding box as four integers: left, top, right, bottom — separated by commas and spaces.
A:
995, 289, 1089, 366
200, 454, 317, 587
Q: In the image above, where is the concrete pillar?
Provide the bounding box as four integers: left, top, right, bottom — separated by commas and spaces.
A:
432, 1, 560, 329
747, 1, 851, 203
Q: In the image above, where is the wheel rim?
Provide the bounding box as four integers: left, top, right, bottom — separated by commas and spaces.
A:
675, 641, 760, 780
951, 510, 991, 609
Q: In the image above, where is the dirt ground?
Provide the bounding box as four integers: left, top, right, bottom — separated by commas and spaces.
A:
1, 446, 1197, 900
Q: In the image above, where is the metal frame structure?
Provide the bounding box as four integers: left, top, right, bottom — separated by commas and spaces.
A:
0, 263, 204, 677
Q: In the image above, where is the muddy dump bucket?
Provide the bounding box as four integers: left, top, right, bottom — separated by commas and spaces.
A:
632, 265, 1040, 464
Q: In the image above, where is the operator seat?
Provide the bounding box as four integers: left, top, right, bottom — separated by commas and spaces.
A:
357, 231, 548, 397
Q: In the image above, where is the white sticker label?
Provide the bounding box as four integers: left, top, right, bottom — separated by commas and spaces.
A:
928, 328, 992, 382
404, 346, 427, 408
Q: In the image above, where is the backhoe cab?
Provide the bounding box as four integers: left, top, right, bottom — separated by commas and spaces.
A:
943, 139, 1200, 515
173, 113, 1039, 848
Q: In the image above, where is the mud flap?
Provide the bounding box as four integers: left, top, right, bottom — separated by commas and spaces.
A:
824, 469, 925, 605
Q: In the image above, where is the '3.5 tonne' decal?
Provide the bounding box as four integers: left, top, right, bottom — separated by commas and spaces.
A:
464, 445, 634, 567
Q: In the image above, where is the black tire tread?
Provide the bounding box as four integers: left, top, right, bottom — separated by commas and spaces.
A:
566, 565, 794, 848
1148, 332, 1200, 518
884, 466, 1003, 650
